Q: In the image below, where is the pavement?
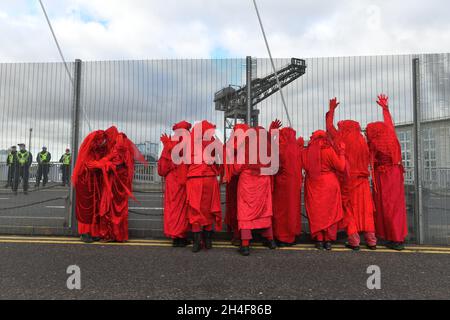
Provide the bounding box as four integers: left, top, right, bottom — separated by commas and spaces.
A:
0, 184, 165, 231
0, 236, 449, 300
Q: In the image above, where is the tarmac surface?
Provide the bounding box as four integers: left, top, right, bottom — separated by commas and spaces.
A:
0, 236, 449, 300
0, 183, 449, 300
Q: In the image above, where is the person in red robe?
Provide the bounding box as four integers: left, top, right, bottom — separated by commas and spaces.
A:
326, 98, 377, 251
186, 120, 222, 253
366, 94, 408, 251
158, 121, 191, 247
270, 119, 304, 247
223, 124, 249, 247
224, 124, 276, 256
72, 130, 108, 242
303, 130, 346, 250
73, 126, 145, 243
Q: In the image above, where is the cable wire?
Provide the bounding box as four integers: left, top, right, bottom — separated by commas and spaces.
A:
252, 0, 292, 127
38, 0, 93, 131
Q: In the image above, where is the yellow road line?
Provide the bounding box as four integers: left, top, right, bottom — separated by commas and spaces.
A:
0, 238, 450, 255
1, 236, 449, 251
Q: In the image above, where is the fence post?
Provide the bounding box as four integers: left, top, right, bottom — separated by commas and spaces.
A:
246, 56, 252, 125
68, 59, 82, 235
412, 57, 424, 244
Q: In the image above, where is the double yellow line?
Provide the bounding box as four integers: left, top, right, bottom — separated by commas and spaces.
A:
0, 236, 450, 255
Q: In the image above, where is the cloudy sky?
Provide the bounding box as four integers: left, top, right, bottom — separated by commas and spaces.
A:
0, 0, 449, 62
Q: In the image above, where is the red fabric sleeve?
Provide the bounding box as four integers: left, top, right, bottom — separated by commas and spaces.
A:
326, 109, 339, 141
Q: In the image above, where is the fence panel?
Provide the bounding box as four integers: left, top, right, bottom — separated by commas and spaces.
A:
0, 62, 74, 235
419, 54, 450, 245
0, 54, 449, 243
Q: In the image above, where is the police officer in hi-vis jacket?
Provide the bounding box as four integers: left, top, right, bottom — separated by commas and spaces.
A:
5, 146, 18, 188
35, 146, 51, 187
13, 143, 32, 195
60, 148, 72, 187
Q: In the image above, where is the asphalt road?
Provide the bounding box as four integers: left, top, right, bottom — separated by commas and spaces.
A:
0, 237, 449, 300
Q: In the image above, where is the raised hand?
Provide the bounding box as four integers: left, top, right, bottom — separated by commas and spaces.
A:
377, 94, 389, 109
270, 119, 282, 130
329, 97, 340, 111
160, 133, 171, 147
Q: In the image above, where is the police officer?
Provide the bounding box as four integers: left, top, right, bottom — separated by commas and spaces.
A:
13, 143, 32, 195
35, 146, 51, 187
5, 146, 18, 188
60, 148, 71, 187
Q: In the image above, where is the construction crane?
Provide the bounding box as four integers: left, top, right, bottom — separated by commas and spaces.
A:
214, 57, 307, 141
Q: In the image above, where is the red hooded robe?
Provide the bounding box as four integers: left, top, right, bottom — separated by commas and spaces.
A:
303, 130, 346, 241
366, 106, 407, 243
272, 127, 304, 244
186, 120, 222, 231
232, 126, 273, 232
158, 121, 191, 239
326, 109, 375, 236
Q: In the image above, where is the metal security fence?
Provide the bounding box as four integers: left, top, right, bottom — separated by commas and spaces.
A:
0, 54, 449, 244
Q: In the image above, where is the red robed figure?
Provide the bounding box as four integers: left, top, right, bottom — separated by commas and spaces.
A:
73, 126, 145, 242
225, 125, 273, 239
186, 120, 222, 232
366, 95, 408, 244
302, 130, 346, 242
223, 123, 252, 242
72, 130, 108, 238
158, 121, 191, 240
271, 123, 304, 244
326, 99, 376, 247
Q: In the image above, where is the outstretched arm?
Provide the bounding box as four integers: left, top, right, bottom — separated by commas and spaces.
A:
377, 94, 395, 130
326, 98, 339, 139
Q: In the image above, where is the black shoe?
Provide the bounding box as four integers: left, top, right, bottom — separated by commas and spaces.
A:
80, 234, 94, 243
172, 238, 180, 247
91, 237, 101, 242
345, 242, 360, 251
262, 239, 277, 250
192, 232, 202, 253
315, 241, 325, 250
203, 230, 213, 250
387, 242, 405, 251
239, 246, 250, 256
367, 245, 377, 250
324, 242, 332, 251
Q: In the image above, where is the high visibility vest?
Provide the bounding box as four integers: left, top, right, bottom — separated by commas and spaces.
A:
7, 153, 14, 166
18, 151, 30, 166
63, 154, 71, 165
39, 152, 49, 163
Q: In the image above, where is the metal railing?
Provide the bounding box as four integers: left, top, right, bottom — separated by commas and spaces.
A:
0, 162, 160, 184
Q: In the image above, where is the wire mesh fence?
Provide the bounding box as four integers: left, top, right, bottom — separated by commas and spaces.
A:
0, 53, 449, 244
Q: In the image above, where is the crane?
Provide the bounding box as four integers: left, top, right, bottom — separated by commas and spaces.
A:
214, 57, 306, 141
